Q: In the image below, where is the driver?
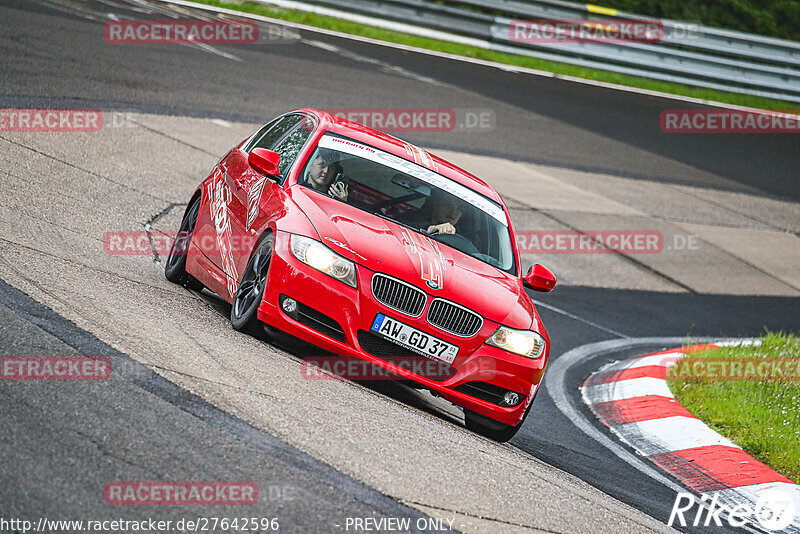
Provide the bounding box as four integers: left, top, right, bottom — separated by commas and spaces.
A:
305, 151, 348, 202
400, 188, 463, 235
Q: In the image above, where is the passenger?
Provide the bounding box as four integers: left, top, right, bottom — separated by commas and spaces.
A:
305, 152, 348, 202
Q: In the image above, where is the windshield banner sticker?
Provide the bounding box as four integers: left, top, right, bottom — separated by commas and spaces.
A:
400, 141, 438, 172
318, 135, 506, 224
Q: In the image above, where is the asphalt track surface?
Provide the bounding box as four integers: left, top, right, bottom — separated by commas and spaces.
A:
1, 0, 799, 532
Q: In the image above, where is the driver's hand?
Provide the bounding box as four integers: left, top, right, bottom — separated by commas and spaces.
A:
328, 181, 348, 201
427, 222, 456, 235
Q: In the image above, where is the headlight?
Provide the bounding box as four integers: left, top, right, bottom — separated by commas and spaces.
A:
485, 327, 546, 358
290, 234, 357, 288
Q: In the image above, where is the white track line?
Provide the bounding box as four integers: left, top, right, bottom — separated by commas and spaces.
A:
615, 416, 737, 455
582, 376, 674, 402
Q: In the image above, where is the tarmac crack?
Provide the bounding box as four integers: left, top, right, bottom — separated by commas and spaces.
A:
0, 236, 187, 296
662, 182, 800, 238
503, 198, 696, 293
0, 136, 171, 203
119, 115, 221, 157
145, 203, 182, 263
75, 430, 157, 473
403, 500, 564, 533
145, 363, 282, 403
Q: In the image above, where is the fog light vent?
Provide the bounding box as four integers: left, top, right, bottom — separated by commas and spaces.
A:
502, 391, 521, 406
281, 297, 297, 313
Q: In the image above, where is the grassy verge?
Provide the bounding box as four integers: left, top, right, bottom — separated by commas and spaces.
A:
184, 0, 796, 111
669, 332, 800, 483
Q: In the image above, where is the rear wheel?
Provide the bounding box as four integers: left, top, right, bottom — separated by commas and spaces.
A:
464, 408, 525, 442
231, 233, 274, 335
165, 195, 203, 291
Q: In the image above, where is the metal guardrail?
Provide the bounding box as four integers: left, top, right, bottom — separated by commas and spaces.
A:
259, 0, 800, 103
459, 0, 800, 67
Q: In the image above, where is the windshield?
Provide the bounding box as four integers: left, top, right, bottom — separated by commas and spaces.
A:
299, 134, 516, 273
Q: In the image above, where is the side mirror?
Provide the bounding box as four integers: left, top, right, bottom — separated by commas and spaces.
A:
248, 148, 281, 177
523, 264, 557, 292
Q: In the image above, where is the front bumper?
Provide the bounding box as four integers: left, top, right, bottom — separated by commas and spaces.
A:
257, 231, 547, 426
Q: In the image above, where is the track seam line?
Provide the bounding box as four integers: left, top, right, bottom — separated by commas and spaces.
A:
503, 193, 696, 293
0, 135, 171, 203
403, 500, 565, 533
117, 116, 222, 156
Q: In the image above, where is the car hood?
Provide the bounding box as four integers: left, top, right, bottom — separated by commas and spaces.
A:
291, 187, 535, 329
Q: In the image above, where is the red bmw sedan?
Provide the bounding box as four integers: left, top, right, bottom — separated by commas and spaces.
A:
165, 109, 556, 441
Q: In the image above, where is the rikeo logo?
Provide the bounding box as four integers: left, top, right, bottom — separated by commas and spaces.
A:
668, 490, 796, 531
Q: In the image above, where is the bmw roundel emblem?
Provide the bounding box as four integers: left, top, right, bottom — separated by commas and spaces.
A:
426, 280, 440, 290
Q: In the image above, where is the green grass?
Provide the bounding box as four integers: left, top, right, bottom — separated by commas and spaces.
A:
186, 0, 797, 111
669, 332, 800, 483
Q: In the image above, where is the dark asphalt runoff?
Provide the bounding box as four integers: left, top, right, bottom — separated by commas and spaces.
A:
1, 1, 799, 533
0, 278, 441, 532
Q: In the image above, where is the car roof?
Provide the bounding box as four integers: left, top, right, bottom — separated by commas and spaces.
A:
298, 108, 504, 204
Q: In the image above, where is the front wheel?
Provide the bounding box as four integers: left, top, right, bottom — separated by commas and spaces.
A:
464, 409, 525, 442
231, 233, 274, 335
165, 195, 203, 291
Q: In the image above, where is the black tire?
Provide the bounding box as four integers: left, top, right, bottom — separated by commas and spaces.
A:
230, 232, 274, 335
165, 195, 203, 291
464, 408, 525, 442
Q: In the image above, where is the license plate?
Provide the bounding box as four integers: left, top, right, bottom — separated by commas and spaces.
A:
370, 313, 458, 364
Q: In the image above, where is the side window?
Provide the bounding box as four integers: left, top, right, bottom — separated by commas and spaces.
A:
273, 121, 315, 175
243, 119, 276, 153
246, 114, 302, 153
